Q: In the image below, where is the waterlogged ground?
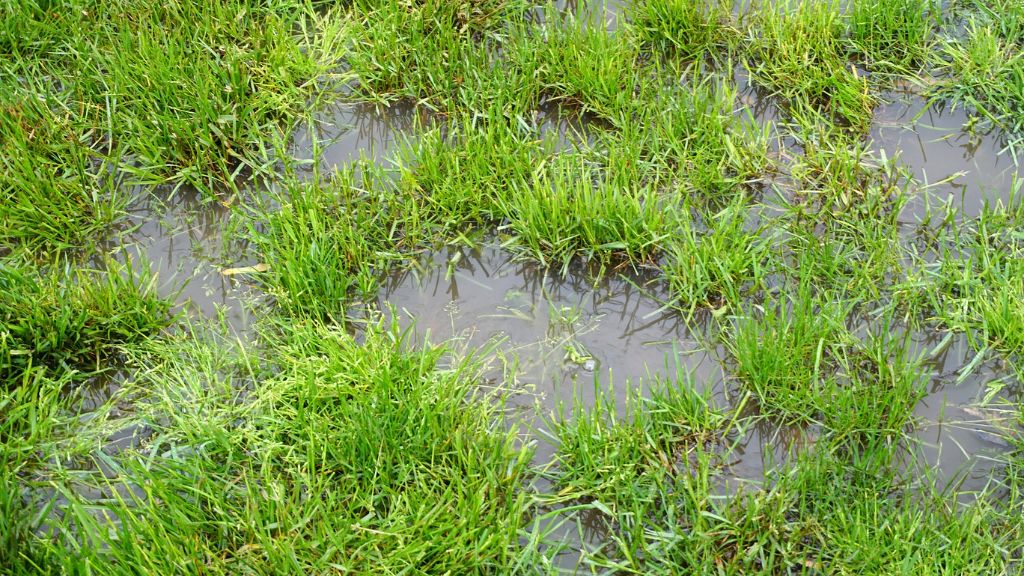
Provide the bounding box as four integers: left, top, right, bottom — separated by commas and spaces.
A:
4, 0, 1024, 574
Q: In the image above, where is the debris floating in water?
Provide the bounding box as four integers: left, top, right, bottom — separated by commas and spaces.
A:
221, 263, 270, 276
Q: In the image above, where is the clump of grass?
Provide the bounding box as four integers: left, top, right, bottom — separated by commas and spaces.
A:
821, 322, 925, 443
44, 320, 537, 574
627, 0, 736, 60
0, 465, 49, 574
396, 115, 548, 233
343, 0, 534, 111
576, 437, 1021, 573
930, 189, 1024, 365
787, 128, 899, 211
355, 0, 526, 34
522, 9, 642, 121
934, 22, 1024, 143
637, 77, 770, 197
729, 260, 923, 435
747, 0, 874, 131
544, 367, 731, 571
249, 170, 414, 319
977, 279, 1024, 357
2, 1, 345, 196
751, 449, 1016, 574
964, 0, 1024, 45
77, 2, 341, 191
497, 154, 673, 271
781, 127, 912, 299
849, 0, 934, 73
0, 368, 72, 469
549, 370, 725, 507
0, 86, 128, 255
0, 0, 61, 58
727, 284, 851, 422
0, 257, 173, 385
663, 198, 773, 315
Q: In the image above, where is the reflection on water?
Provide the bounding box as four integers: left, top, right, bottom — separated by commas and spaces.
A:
289, 101, 421, 176
377, 244, 1015, 496
61, 56, 1022, 565
379, 245, 721, 420
871, 94, 1023, 221
369, 242, 1019, 567
105, 93, 1021, 493
121, 187, 255, 334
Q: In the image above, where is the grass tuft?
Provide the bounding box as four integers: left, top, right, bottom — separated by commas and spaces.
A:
663, 198, 772, 314
0, 257, 173, 386
747, 0, 874, 131
39, 319, 537, 574
627, 0, 736, 60
849, 0, 934, 73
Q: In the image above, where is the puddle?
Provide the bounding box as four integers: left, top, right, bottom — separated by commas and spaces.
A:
535, 101, 603, 151
288, 101, 422, 176
533, 0, 627, 31
378, 246, 722, 459
871, 94, 1024, 221
734, 64, 786, 127
912, 328, 1022, 497
373, 244, 1020, 568
119, 187, 256, 335
378, 245, 1019, 494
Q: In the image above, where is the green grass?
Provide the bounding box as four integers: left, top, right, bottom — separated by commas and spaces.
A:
14, 319, 537, 574
541, 368, 732, 570
1, 0, 344, 197
934, 21, 1024, 144
930, 190, 1024, 368
781, 128, 911, 298
341, 0, 538, 114
524, 9, 642, 122
547, 370, 725, 504
747, 0, 874, 131
0, 465, 51, 574
0, 83, 129, 255
396, 115, 548, 233
247, 169, 413, 320
0, 367, 75, 474
637, 76, 769, 198
728, 283, 852, 423
541, 367, 986, 574
964, 0, 1024, 45
0, 254, 174, 567
662, 197, 773, 315
498, 154, 673, 271
627, 0, 737, 60
849, 0, 934, 73
1, 257, 173, 385
6, 0, 1024, 573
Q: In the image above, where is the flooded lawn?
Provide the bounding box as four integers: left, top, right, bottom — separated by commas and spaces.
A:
3, 0, 1024, 574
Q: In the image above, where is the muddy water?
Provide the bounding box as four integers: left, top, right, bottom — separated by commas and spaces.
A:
872, 93, 1024, 221
120, 188, 256, 335
378, 246, 724, 460
535, 0, 627, 30
288, 101, 421, 176
910, 329, 1021, 498
372, 239, 1016, 567
379, 243, 1017, 491
108, 95, 1021, 491
59, 187, 258, 482
64, 60, 1021, 563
